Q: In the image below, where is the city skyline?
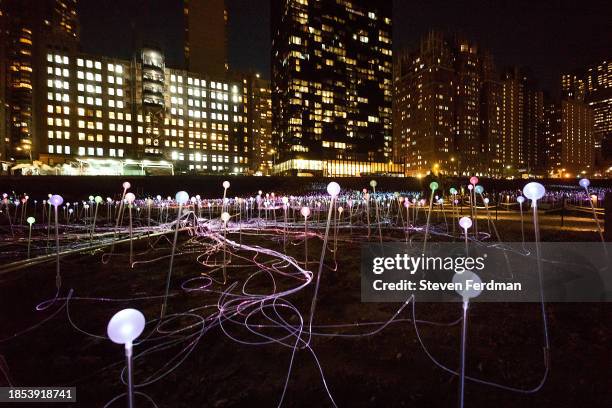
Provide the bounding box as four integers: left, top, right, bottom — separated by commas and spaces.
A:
75, 0, 612, 97
1, 0, 610, 177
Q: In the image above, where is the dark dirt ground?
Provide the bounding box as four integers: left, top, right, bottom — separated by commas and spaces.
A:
0, 217, 611, 408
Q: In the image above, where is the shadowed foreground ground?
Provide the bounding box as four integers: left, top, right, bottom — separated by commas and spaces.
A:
0, 220, 610, 407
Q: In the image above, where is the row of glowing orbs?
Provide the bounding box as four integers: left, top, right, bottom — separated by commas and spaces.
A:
69, 180, 592, 341
105, 181, 337, 347
100, 180, 567, 345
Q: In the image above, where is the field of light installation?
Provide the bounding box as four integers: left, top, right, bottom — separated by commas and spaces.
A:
0, 177, 610, 407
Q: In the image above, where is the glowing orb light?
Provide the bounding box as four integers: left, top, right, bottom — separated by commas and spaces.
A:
469, 176, 479, 185
516, 196, 525, 204
459, 216, 472, 230
523, 182, 545, 201
327, 182, 341, 197
483, 198, 489, 205
452, 270, 483, 299
175, 191, 189, 205
95, 196, 103, 204
369, 180, 377, 188
301, 206, 310, 218
107, 309, 145, 347
429, 181, 439, 191
49, 195, 63, 207
579, 178, 590, 189
122, 181, 131, 190
449, 188, 458, 195
125, 193, 135, 204
467, 184, 474, 191
474, 185, 484, 194
221, 212, 231, 223
27, 216, 35, 225
223, 181, 230, 189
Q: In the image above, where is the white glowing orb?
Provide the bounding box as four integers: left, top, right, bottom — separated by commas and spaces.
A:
522, 182, 545, 201
122, 181, 131, 190
452, 270, 482, 299
27, 216, 35, 225
516, 196, 525, 204
125, 193, 135, 203
459, 216, 472, 230
327, 182, 341, 197
175, 191, 189, 205
107, 308, 145, 346
301, 206, 310, 218
221, 212, 231, 223
223, 181, 230, 189
369, 180, 377, 188
483, 197, 489, 205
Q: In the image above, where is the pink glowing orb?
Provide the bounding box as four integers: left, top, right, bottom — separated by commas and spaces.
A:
327, 182, 341, 197
301, 207, 311, 218
469, 176, 479, 185
122, 181, 131, 190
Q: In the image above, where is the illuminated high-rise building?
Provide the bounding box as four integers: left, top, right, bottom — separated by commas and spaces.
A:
561, 61, 612, 174
184, 0, 228, 77
244, 73, 273, 175
562, 71, 586, 101
38, 50, 250, 175
1, 0, 79, 162
394, 31, 503, 177
271, 0, 395, 176
544, 98, 594, 177
500, 67, 544, 175
585, 61, 612, 172
0, 5, 7, 166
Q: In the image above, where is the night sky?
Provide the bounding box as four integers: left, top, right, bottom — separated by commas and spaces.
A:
78, 0, 611, 96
